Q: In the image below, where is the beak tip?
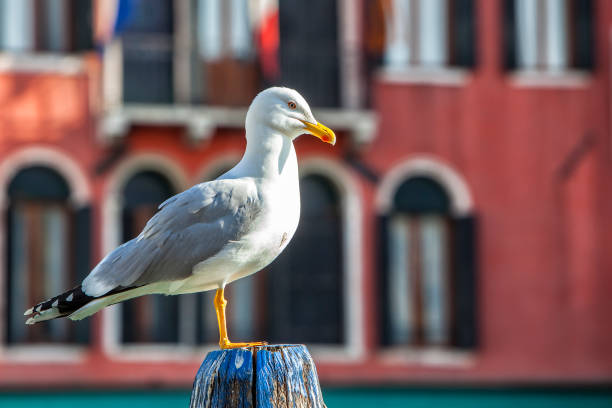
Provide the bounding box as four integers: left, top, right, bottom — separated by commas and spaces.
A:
300, 119, 336, 146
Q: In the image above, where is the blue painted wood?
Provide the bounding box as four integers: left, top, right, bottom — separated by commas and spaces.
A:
190, 348, 254, 408
190, 345, 326, 408
256, 345, 326, 408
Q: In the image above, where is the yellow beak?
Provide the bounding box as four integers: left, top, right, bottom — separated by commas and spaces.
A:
300, 119, 336, 145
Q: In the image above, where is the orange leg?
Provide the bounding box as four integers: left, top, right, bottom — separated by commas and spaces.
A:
214, 287, 267, 349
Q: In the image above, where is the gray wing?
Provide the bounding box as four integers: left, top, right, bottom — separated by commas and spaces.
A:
82, 178, 262, 297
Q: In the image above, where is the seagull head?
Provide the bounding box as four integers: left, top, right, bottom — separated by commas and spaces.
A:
246, 87, 336, 145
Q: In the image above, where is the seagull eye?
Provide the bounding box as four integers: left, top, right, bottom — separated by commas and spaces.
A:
287, 101, 297, 110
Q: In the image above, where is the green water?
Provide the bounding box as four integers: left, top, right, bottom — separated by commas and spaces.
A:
0, 388, 610, 407
324, 388, 612, 408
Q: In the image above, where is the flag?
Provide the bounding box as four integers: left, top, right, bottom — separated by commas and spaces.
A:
93, 0, 134, 45
251, 0, 279, 79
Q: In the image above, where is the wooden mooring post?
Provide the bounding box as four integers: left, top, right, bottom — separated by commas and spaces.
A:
190, 345, 326, 408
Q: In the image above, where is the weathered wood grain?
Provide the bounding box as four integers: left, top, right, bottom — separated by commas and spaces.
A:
190, 345, 326, 408
255, 345, 326, 408
190, 348, 254, 408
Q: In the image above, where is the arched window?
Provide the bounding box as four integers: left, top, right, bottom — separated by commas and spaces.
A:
120, 170, 179, 344
5, 166, 90, 344
381, 176, 477, 348
263, 174, 344, 344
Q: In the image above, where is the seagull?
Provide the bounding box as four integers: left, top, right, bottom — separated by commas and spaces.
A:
24, 87, 335, 349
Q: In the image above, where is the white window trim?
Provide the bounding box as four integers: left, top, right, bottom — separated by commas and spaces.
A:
0, 147, 91, 209
376, 66, 471, 87
0, 146, 91, 363
0, 345, 86, 363
508, 69, 591, 89
377, 346, 476, 367
0, 53, 86, 75
298, 158, 365, 363
102, 39, 123, 110
376, 155, 474, 216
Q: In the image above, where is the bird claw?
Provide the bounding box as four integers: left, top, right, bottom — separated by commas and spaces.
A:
219, 340, 268, 349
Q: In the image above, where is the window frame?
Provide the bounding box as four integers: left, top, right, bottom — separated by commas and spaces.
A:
0, 0, 94, 54
0, 0, 94, 76
99, 154, 207, 359
99, 155, 365, 362
103, 0, 367, 110
376, 156, 477, 366
504, 0, 595, 88
0, 147, 92, 363
203, 157, 364, 358
376, 0, 476, 86
296, 159, 365, 362
100, 1, 376, 144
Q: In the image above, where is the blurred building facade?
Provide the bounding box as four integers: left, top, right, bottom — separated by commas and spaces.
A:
0, 0, 611, 406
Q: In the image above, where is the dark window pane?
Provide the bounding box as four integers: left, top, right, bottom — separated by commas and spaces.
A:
503, 0, 517, 70
572, 0, 594, 69
278, 0, 339, 107
122, 170, 174, 209
121, 0, 174, 103
264, 175, 343, 344
196, 291, 218, 344
71, 0, 94, 51
451, 0, 476, 67
120, 170, 178, 344
122, 293, 179, 343
452, 215, 478, 348
393, 176, 451, 214
37, 0, 68, 52
8, 166, 70, 201
123, 39, 174, 103
72, 206, 92, 343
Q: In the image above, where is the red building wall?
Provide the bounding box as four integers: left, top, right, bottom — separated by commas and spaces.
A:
0, 0, 611, 388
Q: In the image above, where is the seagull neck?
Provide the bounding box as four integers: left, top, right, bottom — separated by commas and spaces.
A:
238, 126, 297, 180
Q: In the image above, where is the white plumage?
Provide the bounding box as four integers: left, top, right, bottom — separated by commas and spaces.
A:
24, 87, 335, 349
